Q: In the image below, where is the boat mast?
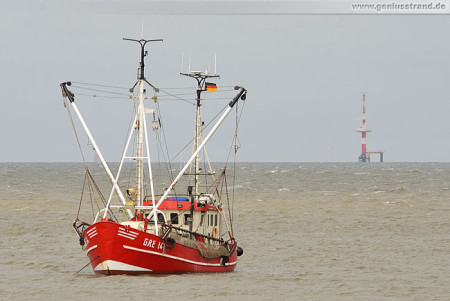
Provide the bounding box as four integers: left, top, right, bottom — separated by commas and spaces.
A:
124, 38, 162, 218
180, 71, 219, 200
136, 80, 145, 211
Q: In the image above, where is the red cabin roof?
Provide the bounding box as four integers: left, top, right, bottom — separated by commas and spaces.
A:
143, 197, 221, 212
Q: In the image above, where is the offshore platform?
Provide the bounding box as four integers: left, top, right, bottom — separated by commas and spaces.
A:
356, 93, 384, 162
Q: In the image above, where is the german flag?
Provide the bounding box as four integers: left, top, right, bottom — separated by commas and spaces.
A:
205, 82, 217, 91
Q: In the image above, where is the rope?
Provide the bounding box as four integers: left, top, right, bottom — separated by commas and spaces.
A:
76, 255, 101, 274
63, 99, 87, 164
76, 170, 88, 220
88, 169, 118, 222
224, 169, 233, 236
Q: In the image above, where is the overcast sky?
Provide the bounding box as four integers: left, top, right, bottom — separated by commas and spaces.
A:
1, 1, 449, 162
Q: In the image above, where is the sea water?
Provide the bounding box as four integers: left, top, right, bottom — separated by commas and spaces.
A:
0, 162, 449, 300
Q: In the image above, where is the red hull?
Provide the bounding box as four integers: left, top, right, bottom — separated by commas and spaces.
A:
83, 221, 237, 274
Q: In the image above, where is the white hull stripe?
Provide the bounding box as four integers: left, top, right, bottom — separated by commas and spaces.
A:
86, 245, 97, 253
118, 233, 136, 240
86, 227, 98, 238
94, 259, 152, 272
119, 227, 139, 236
86, 227, 97, 235
123, 245, 237, 267
118, 229, 138, 240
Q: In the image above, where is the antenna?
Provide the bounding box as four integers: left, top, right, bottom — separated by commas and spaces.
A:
180, 51, 184, 73
188, 52, 191, 73
214, 53, 217, 75
180, 53, 220, 85
123, 37, 163, 80
140, 19, 144, 40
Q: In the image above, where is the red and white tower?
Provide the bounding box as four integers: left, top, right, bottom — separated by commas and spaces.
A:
356, 93, 371, 162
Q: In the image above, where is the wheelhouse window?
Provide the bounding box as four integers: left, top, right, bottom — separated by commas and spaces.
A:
146, 213, 165, 223
184, 214, 191, 225
170, 213, 179, 225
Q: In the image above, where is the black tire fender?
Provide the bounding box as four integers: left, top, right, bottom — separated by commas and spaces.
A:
165, 237, 176, 249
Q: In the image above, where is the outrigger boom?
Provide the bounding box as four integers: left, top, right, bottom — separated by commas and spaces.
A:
60, 82, 133, 219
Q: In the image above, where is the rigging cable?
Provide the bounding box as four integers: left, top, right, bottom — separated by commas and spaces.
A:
70, 84, 131, 97
75, 93, 131, 100
158, 85, 236, 90
120, 99, 138, 196
71, 81, 131, 90
158, 88, 196, 105
233, 100, 246, 227
63, 98, 87, 164
168, 103, 229, 164
154, 96, 176, 186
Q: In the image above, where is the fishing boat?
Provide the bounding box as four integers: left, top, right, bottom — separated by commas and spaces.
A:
60, 37, 246, 274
